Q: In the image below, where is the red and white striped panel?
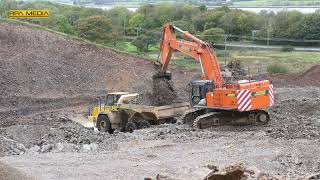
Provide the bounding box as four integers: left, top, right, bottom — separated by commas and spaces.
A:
269, 84, 274, 106
237, 90, 252, 112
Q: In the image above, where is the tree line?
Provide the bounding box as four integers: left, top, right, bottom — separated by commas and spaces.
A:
1, 0, 320, 52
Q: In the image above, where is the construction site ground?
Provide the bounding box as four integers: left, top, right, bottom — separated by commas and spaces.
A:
1, 21, 320, 179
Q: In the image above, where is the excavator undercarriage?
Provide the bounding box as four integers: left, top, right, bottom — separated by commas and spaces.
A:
180, 108, 270, 129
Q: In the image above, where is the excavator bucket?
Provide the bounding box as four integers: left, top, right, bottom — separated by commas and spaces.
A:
153, 61, 172, 80
152, 71, 172, 80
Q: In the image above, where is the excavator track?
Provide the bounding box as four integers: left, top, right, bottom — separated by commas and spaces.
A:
179, 108, 207, 125
193, 112, 219, 129
186, 109, 270, 129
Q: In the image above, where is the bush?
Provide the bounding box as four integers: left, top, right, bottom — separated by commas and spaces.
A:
267, 63, 289, 74
74, 16, 114, 43
202, 28, 225, 44
281, 45, 294, 52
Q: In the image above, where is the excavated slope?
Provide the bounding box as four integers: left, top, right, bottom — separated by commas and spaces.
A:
0, 21, 198, 103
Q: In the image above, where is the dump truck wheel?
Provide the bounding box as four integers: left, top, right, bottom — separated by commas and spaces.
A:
139, 120, 151, 129
97, 115, 113, 133
125, 122, 137, 133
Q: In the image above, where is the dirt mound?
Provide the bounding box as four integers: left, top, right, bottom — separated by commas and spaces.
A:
269, 65, 320, 87
151, 76, 178, 106
298, 65, 320, 78
0, 20, 197, 102
296, 65, 320, 85
131, 74, 179, 106
267, 98, 320, 140
154, 163, 320, 180
0, 111, 112, 156
0, 20, 200, 130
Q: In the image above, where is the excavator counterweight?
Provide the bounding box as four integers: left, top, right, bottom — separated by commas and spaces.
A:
157, 23, 274, 128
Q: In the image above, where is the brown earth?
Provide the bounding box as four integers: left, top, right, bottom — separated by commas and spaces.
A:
0, 21, 198, 125
1, 20, 320, 180
0, 21, 198, 99
268, 64, 320, 87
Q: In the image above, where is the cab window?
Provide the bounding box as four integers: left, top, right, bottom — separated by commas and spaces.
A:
106, 95, 115, 106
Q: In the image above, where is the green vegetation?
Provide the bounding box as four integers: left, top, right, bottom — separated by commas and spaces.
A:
142, 49, 320, 73
230, 50, 320, 73
233, 0, 320, 6
74, 15, 119, 45
202, 28, 225, 43
2, 0, 320, 52
267, 63, 289, 74
20, 0, 320, 6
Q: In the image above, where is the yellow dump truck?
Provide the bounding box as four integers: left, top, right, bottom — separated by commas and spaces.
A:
88, 92, 190, 133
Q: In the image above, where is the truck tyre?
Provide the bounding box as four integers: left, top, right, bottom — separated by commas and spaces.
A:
139, 120, 151, 129
97, 115, 113, 134
125, 122, 137, 133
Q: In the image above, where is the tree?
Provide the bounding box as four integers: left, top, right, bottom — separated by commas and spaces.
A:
61, 6, 82, 25
0, 0, 18, 18
288, 13, 320, 40
129, 13, 144, 28
199, 5, 207, 12
272, 11, 303, 38
47, 15, 74, 34
106, 7, 131, 35
171, 20, 195, 33
192, 9, 227, 32
79, 7, 104, 18
220, 10, 257, 36
202, 28, 225, 43
74, 15, 114, 43
132, 30, 160, 52
137, 3, 198, 30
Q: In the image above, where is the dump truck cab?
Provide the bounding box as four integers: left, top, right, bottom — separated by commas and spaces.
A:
88, 92, 138, 125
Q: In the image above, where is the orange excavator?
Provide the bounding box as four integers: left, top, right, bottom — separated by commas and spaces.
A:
155, 24, 275, 128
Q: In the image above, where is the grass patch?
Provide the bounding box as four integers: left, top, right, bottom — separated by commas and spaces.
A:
230, 50, 320, 73
267, 63, 289, 74
139, 49, 320, 73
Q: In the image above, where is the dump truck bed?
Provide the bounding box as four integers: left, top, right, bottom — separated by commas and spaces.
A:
118, 102, 190, 120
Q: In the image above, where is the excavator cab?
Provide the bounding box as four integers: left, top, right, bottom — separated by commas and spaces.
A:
190, 80, 214, 107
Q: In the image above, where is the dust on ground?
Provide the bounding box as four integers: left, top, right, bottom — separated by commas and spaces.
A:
0, 161, 34, 180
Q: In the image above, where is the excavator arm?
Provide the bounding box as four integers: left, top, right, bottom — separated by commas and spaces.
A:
158, 23, 225, 87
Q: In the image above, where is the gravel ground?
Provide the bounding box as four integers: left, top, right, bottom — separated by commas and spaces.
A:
1, 87, 320, 179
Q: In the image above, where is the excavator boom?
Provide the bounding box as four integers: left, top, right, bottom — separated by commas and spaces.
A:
158, 24, 224, 87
